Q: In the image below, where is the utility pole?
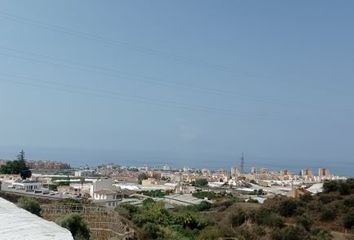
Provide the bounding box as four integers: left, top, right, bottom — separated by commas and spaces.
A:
240, 152, 245, 173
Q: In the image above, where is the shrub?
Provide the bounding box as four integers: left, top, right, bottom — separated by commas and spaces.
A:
323, 180, 339, 193
323, 179, 354, 195
193, 179, 208, 187
197, 226, 223, 240
17, 197, 41, 216
229, 209, 247, 227
318, 194, 338, 204
299, 193, 313, 203
346, 178, 354, 189
252, 208, 285, 228
344, 196, 354, 208
310, 228, 332, 240
296, 214, 313, 231
196, 201, 212, 211
278, 199, 298, 217
343, 211, 354, 229
173, 211, 208, 230
277, 225, 308, 240
320, 206, 337, 221
115, 203, 138, 220
142, 222, 162, 239
56, 213, 90, 240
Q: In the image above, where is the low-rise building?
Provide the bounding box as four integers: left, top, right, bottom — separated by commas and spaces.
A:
93, 189, 122, 208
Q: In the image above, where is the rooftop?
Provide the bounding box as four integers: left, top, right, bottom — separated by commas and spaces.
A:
0, 197, 73, 240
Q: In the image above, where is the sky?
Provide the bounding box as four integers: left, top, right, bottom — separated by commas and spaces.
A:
0, 1, 353, 175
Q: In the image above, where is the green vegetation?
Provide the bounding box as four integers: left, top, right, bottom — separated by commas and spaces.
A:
17, 197, 42, 216
137, 172, 148, 184
56, 213, 90, 240
115, 198, 214, 239
191, 178, 208, 187
192, 190, 234, 200
0, 150, 31, 178
141, 190, 166, 198
115, 179, 354, 239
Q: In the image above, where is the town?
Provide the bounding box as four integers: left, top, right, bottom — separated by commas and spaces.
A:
0, 153, 343, 208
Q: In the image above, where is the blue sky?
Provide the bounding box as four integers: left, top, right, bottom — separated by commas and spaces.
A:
0, 1, 353, 174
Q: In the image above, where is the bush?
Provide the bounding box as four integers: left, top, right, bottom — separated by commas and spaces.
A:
323, 180, 339, 193
296, 214, 313, 231
17, 197, 41, 216
193, 179, 208, 187
235, 225, 266, 240
310, 228, 332, 240
318, 194, 338, 204
299, 193, 313, 203
320, 206, 337, 221
173, 211, 208, 230
276, 225, 308, 240
142, 222, 162, 239
56, 213, 90, 240
339, 182, 351, 195
196, 201, 212, 211
343, 211, 354, 229
344, 196, 354, 208
278, 199, 298, 217
229, 209, 247, 227
252, 208, 285, 228
115, 203, 139, 220
323, 179, 354, 195
133, 200, 170, 227
197, 226, 223, 240
141, 190, 166, 198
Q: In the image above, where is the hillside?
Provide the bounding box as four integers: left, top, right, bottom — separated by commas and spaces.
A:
116, 179, 354, 240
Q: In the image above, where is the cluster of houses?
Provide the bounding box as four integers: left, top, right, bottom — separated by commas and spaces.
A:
0, 174, 123, 208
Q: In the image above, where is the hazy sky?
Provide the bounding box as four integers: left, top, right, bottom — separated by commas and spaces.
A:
0, 1, 353, 174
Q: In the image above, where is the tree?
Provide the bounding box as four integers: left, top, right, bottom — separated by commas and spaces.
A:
56, 213, 90, 240
193, 179, 208, 187
0, 150, 29, 175
137, 172, 148, 184
17, 149, 25, 162
196, 201, 212, 211
18, 197, 41, 216
20, 169, 32, 179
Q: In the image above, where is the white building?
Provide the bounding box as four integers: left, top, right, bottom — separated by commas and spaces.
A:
91, 178, 122, 208
4, 180, 42, 192
74, 170, 95, 177
93, 189, 121, 208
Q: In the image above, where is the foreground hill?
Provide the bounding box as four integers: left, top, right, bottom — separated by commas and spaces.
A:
116, 179, 354, 240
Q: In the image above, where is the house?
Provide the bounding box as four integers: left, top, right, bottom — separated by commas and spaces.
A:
90, 178, 122, 207
93, 189, 122, 208
3, 180, 42, 192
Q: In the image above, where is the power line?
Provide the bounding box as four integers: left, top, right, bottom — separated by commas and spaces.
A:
1, 11, 352, 111
0, 46, 282, 104
0, 10, 237, 74
0, 73, 276, 118
0, 46, 348, 113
